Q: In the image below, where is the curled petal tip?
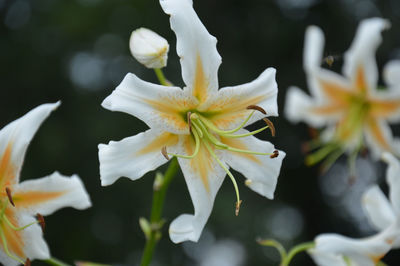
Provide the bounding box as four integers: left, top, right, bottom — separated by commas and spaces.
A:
247, 105, 267, 115
161, 146, 170, 160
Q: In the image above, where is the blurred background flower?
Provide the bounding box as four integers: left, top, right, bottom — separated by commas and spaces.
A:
1, 0, 400, 265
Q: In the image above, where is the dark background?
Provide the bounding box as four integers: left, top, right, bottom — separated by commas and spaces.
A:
1, 0, 400, 265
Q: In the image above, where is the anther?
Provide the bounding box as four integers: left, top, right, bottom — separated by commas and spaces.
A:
270, 150, 279, 158
161, 147, 170, 160
5, 187, 15, 207
187, 111, 192, 133
263, 118, 275, 137
25, 258, 31, 266
235, 200, 242, 216
247, 105, 266, 114
36, 214, 45, 232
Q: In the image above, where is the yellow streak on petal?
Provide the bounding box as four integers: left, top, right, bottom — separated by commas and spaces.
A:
318, 79, 352, 105
335, 115, 356, 142
369, 99, 400, 118
366, 117, 391, 150
13, 190, 65, 208
355, 65, 368, 93
309, 103, 346, 115
184, 136, 210, 192
220, 137, 261, 164
193, 54, 209, 103
0, 143, 16, 188
369, 253, 385, 264
2, 207, 24, 258
136, 132, 179, 155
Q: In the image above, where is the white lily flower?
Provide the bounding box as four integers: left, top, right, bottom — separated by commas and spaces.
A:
99, 0, 285, 243
285, 18, 400, 164
362, 152, 400, 247
130, 27, 169, 69
310, 152, 400, 266
0, 103, 92, 266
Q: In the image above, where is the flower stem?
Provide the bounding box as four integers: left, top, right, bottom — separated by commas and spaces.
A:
154, 68, 169, 86
140, 158, 179, 266
281, 242, 315, 266
44, 257, 71, 266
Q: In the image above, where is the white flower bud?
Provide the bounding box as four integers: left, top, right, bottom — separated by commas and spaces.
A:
129, 28, 169, 69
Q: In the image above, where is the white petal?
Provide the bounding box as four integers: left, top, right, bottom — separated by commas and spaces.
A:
308, 249, 347, 266
0, 102, 60, 184
343, 18, 390, 91
129, 28, 169, 69
220, 131, 285, 199
382, 152, 400, 214
14, 172, 91, 215
363, 119, 394, 159
361, 185, 395, 231
102, 73, 197, 134
160, 0, 221, 103
384, 60, 400, 89
206, 68, 278, 130
314, 230, 394, 266
169, 138, 226, 243
99, 129, 179, 186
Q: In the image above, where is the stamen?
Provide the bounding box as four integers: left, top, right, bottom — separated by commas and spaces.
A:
161, 146, 170, 160
25, 259, 31, 266
270, 150, 279, 158
247, 105, 266, 114
198, 111, 255, 135
37, 214, 45, 232
5, 187, 15, 207
192, 118, 229, 149
235, 200, 242, 216
3, 215, 38, 231
0, 229, 25, 264
187, 111, 192, 133
263, 118, 275, 137
168, 128, 201, 159
220, 125, 270, 139
204, 141, 241, 215
226, 146, 276, 156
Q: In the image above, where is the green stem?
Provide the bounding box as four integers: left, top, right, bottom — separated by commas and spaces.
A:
140, 158, 179, 266
154, 68, 169, 86
43, 257, 71, 266
281, 242, 315, 266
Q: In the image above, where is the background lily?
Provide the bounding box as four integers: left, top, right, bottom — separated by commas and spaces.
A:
285, 18, 400, 171
99, 0, 285, 244
0, 103, 92, 265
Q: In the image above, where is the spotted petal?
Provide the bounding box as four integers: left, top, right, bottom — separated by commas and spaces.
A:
169, 136, 226, 243
99, 129, 179, 186
13, 172, 91, 215
0, 102, 60, 187
160, 0, 221, 105
205, 68, 278, 130
102, 73, 198, 134
343, 18, 390, 93
220, 130, 285, 199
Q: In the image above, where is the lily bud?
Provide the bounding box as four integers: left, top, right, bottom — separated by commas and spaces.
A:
129, 28, 169, 69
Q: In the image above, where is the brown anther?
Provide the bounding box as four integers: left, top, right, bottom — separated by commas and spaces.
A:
187, 112, 192, 133
235, 200, 242, 216
24, 258, 31, 266
36, 213, 45, 232
247, 105, 266, 114
263, 118, 275, 137
301, 142, 310, 154
270, 150, 279, 158
5, 187, 15, 207
161, 146, 170, 160
308, 127, 319, 139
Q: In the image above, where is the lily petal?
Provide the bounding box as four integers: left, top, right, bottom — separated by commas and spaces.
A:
308, 249, 347, 266
102, 73, 198, 134
364, 118, 394, 158
0, 102, 60, 187
383, 60, 400, 89
343, 18, 390, 92
382, 152, 400, 214
160, 0, 221, 104
13, 172, 91, 215
206, 68, 278, 130
169, 136, 226, 243
99, 129, 179, 186
220, 130, 285, 199
361, 185, 395, 231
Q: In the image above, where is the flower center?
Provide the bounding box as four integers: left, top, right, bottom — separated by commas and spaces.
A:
162, 106, 278, 215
